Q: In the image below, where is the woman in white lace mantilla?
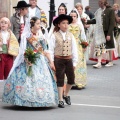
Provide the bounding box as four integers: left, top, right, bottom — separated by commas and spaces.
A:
2, 17, 58, 107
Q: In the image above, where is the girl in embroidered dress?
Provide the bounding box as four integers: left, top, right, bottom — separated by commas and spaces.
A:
0, 17, 19, 81
2, 17, 58, 107
49, 14, 78, 108
68, 9, 87, 89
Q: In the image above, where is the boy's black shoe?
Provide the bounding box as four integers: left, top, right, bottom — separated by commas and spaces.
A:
58, 101, 65, 108
63, 96, 71, 105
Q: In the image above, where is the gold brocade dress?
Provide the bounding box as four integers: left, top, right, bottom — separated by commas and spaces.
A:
68, 24, 87, 89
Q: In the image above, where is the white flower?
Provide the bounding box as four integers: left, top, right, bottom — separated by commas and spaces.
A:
118, 25, 120, 28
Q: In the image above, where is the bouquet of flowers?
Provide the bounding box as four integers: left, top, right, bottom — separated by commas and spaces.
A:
80, 41, 89, 48
24, 48, 40, 76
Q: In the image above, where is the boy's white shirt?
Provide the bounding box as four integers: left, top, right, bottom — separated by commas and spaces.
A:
49, 30, 78, 67
20, 16, 24, 24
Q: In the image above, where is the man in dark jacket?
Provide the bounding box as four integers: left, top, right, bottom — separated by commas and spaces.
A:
85, 6, 94, 19
113, 4, 120, 36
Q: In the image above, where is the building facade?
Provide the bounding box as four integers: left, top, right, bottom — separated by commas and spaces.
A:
0, 0, 120, 22
74, 0, 120, 13
89, 0, 114, 13
0, 0, 18, 18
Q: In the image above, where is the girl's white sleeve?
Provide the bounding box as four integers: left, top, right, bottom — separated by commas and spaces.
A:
48, 34, 55, 61
72, 35, 78, 67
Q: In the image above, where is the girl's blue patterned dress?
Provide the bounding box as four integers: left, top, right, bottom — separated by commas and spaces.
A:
2, 35, 58, 107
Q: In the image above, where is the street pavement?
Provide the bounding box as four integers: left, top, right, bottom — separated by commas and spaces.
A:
0, 60, 120, 120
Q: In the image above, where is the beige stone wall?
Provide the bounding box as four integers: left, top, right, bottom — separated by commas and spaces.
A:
114, 0, 120, 5
0, 0, 18, 18
1, 0, 119, 19
0, 0, 8, 18
11, 0, 18, 17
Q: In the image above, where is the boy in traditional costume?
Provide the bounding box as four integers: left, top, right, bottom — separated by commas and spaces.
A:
49, 14, 78, 108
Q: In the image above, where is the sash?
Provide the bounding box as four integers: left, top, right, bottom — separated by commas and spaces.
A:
27, 36, 43, 52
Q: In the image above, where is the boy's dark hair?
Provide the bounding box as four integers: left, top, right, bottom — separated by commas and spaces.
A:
85, 6, 90, 11
54, 19, 66, 32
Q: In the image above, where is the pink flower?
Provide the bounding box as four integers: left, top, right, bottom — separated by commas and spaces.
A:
34, 50, 38, 53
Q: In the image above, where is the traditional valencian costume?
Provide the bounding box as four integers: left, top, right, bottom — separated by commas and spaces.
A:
49, 14, 78, 108
2, 18, 58, 107
0, 17, 19, 81
87, 5, 117, 67
68, 8, 87, 89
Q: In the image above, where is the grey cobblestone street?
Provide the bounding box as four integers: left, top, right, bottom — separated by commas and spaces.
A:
0, 60, 120, 120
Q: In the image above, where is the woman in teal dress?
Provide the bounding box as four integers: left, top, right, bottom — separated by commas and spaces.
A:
2, 17, 58, 107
